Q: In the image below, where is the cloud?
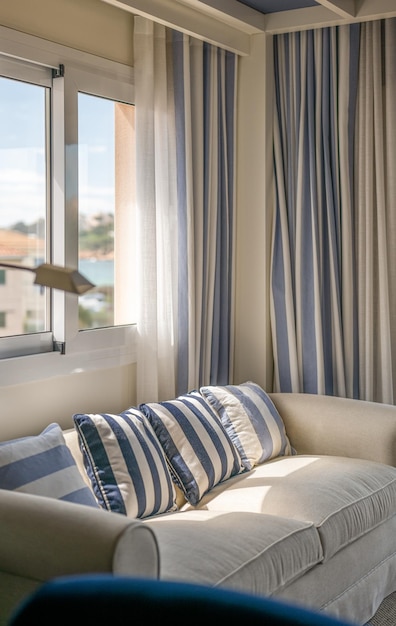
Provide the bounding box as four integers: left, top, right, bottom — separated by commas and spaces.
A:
0, 170, 114, 227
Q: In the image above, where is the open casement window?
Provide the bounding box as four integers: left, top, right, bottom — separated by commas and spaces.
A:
77, 93, 136, 331
0, 47, 136, 361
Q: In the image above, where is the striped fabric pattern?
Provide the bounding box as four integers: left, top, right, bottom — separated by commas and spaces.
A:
141, 391, 243, 505
172, 32, 238, 392
200, 382, 294, 471
0, 423, 99, 507
272, 26, 360, 396
272, 20, 396, 404
73, 408, 177, 518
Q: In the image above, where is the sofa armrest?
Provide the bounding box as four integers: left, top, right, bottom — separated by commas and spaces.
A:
0, 489, 159, 583
269, 393, 396, 466
0, 488, 159, 624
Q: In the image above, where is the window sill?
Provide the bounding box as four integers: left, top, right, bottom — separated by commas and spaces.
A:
0, 324, 137, 388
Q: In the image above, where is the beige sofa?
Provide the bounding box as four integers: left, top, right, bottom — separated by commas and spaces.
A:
1, 392, 396, 626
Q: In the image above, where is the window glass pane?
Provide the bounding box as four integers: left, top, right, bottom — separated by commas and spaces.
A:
0, 76, 48, 337
78, 92, 135, 330
78, 93, 114, 329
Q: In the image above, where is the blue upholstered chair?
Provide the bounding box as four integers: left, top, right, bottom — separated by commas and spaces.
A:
8, 575, 354, 626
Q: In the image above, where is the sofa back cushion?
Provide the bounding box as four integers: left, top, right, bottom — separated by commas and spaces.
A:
0, 423, 99, 507
200, 382, 294, 471
73, 408, 177, 518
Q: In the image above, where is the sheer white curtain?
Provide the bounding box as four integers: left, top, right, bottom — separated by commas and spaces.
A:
134, 18, 178, 403
134, 17, 237, 403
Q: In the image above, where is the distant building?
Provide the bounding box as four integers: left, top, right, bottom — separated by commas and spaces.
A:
0, 229, 45, 335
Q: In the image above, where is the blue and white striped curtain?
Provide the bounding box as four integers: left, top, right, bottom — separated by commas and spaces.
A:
134, 18, 237, 403
172, 32, 237, 394
272, 20, 396, 403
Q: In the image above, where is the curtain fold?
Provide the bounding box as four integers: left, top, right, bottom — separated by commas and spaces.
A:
272, 26, 360, 397
134, 17, 237, 403
134, 18, 177, 404
272, 18, 396, 403
355, 19, 396, 403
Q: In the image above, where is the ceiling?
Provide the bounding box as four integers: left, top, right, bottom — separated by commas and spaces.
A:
236, 0, 319, 13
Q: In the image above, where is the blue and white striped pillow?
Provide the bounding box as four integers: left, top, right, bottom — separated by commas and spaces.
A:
73, 408, 177, 518
141, 391, 244, 506
0, 423, 99, 507
200, 382, 294, 471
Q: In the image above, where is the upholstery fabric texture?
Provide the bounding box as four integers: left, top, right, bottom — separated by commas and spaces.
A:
141, 391, 244, 505
144, 509, 322, 595
0, 423, 99, 507
73, 408, 177, 518
182, 454, 396, 561
275, 515, 396, 620
201, 382, 294, 470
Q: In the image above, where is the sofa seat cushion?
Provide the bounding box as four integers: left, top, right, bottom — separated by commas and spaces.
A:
182, 455, 396, 561
143, 509, 322, 596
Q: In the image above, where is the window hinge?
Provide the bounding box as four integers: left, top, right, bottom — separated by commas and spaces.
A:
52, 64, 64, 79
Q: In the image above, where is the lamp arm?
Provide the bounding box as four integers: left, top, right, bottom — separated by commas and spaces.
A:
0, 262, 35, 273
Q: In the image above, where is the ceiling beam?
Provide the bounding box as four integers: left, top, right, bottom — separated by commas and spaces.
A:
315, 0, 356, 17
264, 0, 396, 33
101, 0, 256, 55
264, 6, 348, 33
177, 0, 266, 33
356, 0, 396, 20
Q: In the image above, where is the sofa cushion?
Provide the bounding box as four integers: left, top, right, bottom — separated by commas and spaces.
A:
0, 423, 99, 507
144, 509, 323, 595
141, 391, 244, 506
200, 381, 294, 470
182, 455, 396, 561
73, 408, 177, 518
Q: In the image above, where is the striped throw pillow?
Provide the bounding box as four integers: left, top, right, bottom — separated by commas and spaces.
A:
73, 408, 177, 518
141, 391, 244, 506
0, 423, 99, 507
200, 382, 294, 471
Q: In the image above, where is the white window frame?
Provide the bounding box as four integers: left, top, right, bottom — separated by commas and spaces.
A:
0, 56, 53, 359
0, 26, 137, 387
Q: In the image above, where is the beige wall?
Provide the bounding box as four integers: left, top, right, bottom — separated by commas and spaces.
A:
233, 33, 273, 390
0, 363, 136, 441
0, 0, 134, 65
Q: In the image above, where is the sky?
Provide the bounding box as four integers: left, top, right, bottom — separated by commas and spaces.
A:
0, 76, 115, 229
